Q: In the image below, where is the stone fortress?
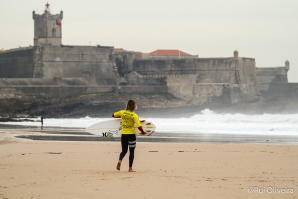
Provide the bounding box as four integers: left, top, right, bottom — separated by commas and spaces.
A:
0, 3, 297, 117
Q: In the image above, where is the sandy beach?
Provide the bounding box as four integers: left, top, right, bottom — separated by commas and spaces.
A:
1, 134, 297, 199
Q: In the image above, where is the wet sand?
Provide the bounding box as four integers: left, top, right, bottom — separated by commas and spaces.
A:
2, 124, 298, 144
0, 126, 298, 198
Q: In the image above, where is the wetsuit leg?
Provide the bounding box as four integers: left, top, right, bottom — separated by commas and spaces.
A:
119, 135, 128, 161
128, 134, 136, 167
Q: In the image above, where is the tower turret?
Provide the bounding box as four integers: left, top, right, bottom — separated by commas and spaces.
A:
33, 2, 63, 46
233, 50, 238, 59
285, 60, 290, 71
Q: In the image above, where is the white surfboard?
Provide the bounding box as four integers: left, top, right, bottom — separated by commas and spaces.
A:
86, 119, 156, 137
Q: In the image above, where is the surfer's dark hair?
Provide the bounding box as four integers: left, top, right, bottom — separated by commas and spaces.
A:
126, 100, 136, 111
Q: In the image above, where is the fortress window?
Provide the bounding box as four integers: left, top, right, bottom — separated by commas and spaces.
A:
52, 28, 56, 37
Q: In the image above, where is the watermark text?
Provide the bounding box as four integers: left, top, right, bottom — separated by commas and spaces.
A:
248, 186, 294, 194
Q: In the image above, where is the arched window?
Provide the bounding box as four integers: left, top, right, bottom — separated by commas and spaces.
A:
52, 28, 56, 37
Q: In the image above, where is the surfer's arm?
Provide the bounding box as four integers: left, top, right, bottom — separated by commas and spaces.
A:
112, 110, 124, 118
133, 113, 146, 134
112, 113, 121, 118
138, 126, 146, 134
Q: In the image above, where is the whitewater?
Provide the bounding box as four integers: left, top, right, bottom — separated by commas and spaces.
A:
1, 109, 297, 136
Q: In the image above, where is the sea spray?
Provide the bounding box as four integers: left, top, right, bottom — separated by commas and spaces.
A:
1, 109, 298, 136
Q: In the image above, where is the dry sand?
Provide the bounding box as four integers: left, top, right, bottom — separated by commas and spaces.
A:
0, 139, 298, 199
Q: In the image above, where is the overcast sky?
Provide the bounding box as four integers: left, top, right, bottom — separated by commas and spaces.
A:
1, 0, 297, 82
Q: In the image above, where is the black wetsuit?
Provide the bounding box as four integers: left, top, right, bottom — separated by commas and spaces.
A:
119, 134, 136, 167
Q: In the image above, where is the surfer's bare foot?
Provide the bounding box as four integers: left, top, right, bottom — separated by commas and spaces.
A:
116, 161, 121, 170
128, 167, 136, 172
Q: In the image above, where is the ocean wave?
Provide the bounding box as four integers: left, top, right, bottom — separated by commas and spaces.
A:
1, 110, 298, 136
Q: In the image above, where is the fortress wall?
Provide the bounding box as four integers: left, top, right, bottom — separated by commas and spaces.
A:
117, 86, 168, 94
165, 57, 257, 103
194, 58, 236, 70
195, 71, 216, 83
256, 67, 287, 76
0, 85, 114, 98
133, 60, 169, 73
133, 58, 239, 84
168, 84, 232, 105
0, 47, 35, 78
126, 76, 167, 85
256, 67, 288, 93
234, 58, 258, 101
95, 77, 117, 85
113, 51, 138, 72
236, 58, 256, 85
0, 77, 117, 86
37, 62, 114, 78
134, 58, 236, 73
171, 59, 196, 72
0, 78, 56, 86
196, 71, 237, 84
167, 75, 195, 101
167, 75, 196, 85
264, 83, 298, 98
0, 77, 95, 86
256, 67, 288, 84
35, 46, 114, 78
193, 58, 237, 84
41, 46, 112, 61
192, 84, 232, 105
143, 77, 167, 85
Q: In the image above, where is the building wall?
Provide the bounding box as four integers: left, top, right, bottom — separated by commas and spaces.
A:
264, 83, 298, 98
0, 45, 259, 106
124, 72, 166, 85
0, 47, 35, 78
34, 45, 114, 78
194, 58, 237, 84
256, 66, 289, 93
0, 46, 115, 79
0, 85, 114, 99
133, 59, 196, 75
132, 57, 256, 85
130, 57, 257, 103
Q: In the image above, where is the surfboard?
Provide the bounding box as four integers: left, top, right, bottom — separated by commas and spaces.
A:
85, 119, 156, 137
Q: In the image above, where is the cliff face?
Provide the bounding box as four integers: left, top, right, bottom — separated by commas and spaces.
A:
0, 89, 186, 118
1, 83, 297, 118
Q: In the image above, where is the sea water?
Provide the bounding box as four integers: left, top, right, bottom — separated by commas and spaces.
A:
1, 109, 298, 136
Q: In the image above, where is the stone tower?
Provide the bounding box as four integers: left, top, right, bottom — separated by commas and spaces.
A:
32, 2, 63, 46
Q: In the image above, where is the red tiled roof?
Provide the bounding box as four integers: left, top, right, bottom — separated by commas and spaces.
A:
149, 49, 191, 56
114, 48, 125, 51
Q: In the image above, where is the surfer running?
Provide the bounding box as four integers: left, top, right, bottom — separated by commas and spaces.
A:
112, 100, 146, 172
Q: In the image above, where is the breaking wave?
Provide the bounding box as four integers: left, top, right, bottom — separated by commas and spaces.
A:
1, 109, 298, 136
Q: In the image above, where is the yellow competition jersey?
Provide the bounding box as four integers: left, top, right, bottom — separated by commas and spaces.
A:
113, 110, 141, 134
